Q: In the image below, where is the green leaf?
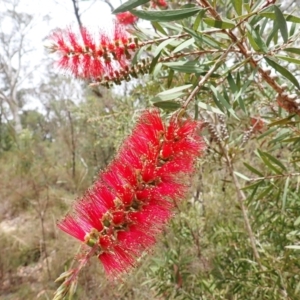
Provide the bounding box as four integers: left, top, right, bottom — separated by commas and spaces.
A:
261, 152, 286, 171
151, 92, 186, 102
157, 84, 193, 96
256, 185, 273, 201
153, 38, 176, 57
203, 18, 235, 29
234, 171, 250, 181
227, 73, 238, 94
210, 85, 239, 119
152, 62, 163, 78
172, 38, 195, 54
260, 12, 300, 23
167, 69, 174, 88
273, 5, 288, 42
149, 50, 161, 74
231, 0, 242, 16
198, 101, 224, 114
268, 115, 295, 127
193, 9, 206, 30
276, 55, 300, 65
243, 162, 264, 177
282, 177, 290, 211
131, 7, 203, 22
266, 20, 279, 46
294, 216, 300, 226
113, 0, 150, 14
163, 61, 208, 73
242, 181, 263, 191
245, 23, 268, 52
153, 101, 181, 111
151, 22, 168, 36
284, 48, 300, 55
257, 127, 277, 139
257, 149, 283, 174
131, 45, 147, 65
264, 57, 300, 89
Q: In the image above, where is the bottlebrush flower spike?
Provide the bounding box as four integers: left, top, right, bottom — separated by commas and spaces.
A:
58, 110, 205, 279
48, 23, 138, 81
116, 12, 139, 25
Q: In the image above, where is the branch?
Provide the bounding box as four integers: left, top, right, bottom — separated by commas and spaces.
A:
71, 0, 83, 28
197, 0, 299, 114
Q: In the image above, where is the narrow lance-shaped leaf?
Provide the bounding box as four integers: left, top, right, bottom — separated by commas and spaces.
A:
276, 55, 300, 65
231, 0, 242, 16
265, 57, 300, 89
113, 0, 150, 14
257, 149, 283, 174
282, 177, 290, 211
245, 23, 268, 52
273, 5, 288, 43
203, 18, 235, 29
243, 162, 264, 177
198, 101, 224, 115
172, 38, 195, 54
210, 85, 239, 119
259, 12, 300, 23
284, 48, 300, 55
130, 7, 203, 22
153, 101, 181, 111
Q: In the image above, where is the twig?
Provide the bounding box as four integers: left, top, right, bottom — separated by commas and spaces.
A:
181, 44, 235, 110
248, 172, 300, 182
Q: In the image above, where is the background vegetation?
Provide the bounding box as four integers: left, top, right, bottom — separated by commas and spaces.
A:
1, 0, 300, 299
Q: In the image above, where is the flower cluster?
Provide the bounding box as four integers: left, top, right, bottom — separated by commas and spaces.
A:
58, 110, 204, 279
151, 0, 168, 8
116, 12, 138, 25
48, 23, 138, 81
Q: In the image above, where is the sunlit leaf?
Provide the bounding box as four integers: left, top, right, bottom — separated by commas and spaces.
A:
157, 84, 193, 96
151, 91, 186, 102
198, 101, 224, 114
234, 171, 250, 181
285, 245, 300, 250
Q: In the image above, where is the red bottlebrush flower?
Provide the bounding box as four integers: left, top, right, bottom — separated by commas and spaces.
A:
151, 0, 168, 8
57, 110, 205, 279
116, 12, 138, 26
250, 117, 265, 133
48, 23, 138, 81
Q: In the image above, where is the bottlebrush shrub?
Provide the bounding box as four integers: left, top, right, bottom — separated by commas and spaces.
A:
48, 23, 138, 81
58, 109, 205, 279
